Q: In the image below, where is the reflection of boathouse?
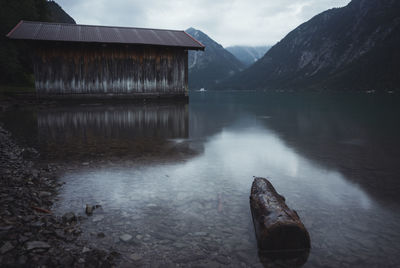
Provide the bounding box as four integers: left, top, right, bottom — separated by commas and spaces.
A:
36, 103, 189, 160
7, 21, 204, 98
38, 103, 188, 140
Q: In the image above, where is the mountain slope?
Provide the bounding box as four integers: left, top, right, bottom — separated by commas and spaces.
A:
47, 1, 76, 24
226, 46, 271, 67
221, 0, 400, 91
186, 28, 244, 90
0, 1, 76, 85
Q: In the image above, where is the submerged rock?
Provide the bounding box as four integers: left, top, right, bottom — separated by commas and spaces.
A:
0, 125, 116, 266
92, 215, 104, 222
85, 204, 94, 215
129, 253, 142, 261
85, 204, 102, 215
120, 234, 133, 242
62, 212, 76, 223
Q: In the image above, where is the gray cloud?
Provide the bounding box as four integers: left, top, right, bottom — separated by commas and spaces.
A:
57, 0, 351, 47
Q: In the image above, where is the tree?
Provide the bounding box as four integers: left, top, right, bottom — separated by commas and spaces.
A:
0, 0, 50, 85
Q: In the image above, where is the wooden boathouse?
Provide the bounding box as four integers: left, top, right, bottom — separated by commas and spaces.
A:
7, 21, 205, 98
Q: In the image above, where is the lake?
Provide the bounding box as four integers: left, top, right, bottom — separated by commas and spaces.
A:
1, 91, 400, 267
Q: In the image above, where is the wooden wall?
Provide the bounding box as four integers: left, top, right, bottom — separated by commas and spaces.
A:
33, 43, 188, 98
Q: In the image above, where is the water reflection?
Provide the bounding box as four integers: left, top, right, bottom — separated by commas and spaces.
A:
189, 92, 400, 206
1, 92, 400, 267
52, 125, 400, 267
35, 102, 192, 161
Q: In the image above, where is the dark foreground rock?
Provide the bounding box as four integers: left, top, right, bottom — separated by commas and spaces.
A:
0, 125, 118, 267
250, 177, 311, 251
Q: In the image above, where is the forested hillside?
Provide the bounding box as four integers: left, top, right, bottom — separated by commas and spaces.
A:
0, 0, 75, 86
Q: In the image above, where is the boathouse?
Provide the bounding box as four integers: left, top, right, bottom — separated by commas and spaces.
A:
7, 21, 205, 98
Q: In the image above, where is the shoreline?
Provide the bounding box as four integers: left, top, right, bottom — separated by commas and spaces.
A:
0, 125, 118, 267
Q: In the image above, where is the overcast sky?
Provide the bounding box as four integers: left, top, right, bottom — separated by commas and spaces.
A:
56, 0, 351, 47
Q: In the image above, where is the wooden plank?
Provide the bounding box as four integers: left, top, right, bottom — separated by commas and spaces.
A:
33, 43, 188, 98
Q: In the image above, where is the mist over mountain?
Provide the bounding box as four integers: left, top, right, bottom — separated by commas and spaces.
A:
186, 28, 244, 90
220, 0, 400, 91
225, 46, 271, 67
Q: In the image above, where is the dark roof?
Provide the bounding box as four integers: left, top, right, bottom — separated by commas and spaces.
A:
7, 21, 205, 50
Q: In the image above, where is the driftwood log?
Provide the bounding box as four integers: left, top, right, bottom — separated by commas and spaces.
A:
250, 177, 311, 251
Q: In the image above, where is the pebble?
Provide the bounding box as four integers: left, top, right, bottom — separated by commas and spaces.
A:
136, 235, 143, 240
82, 247, 91, 253
193, 232, 207, 236
92, 215, 105, 222
62, 212, 76, 223
129, 253, 142, 261
86, 204, 94, 215
39, 191, 52, 198
173, 242, 186, 249
0, 125, 117, 267
215, 255, 231, 265
120, 234, 133, 242
97, 232, 106, 238
25, 241, 51, 251
0, 241, 14, 254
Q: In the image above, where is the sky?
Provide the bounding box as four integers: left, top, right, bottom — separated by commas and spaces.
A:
56, 0, 351, 47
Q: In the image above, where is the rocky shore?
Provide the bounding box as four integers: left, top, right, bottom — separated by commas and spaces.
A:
0, 125, 118, 267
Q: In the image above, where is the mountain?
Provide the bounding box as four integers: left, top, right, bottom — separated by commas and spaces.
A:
226, 46, 271, 67
221, 0, 400, 91
186, 28, 245, 90
0, 0, 76, 85
47, 1, 76, 24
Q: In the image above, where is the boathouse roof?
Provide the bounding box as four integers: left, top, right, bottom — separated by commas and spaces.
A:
7, 21, 205, 51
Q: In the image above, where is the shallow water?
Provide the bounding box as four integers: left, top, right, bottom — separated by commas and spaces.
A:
2, 92, 400, 267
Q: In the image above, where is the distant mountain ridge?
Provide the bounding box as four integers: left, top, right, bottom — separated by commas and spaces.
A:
220, 0, 400, 91
186, 28, 245, 90
226, 46, 271, 67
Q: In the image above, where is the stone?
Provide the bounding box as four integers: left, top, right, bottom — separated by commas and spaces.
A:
193, 232, 207, 236
215, 255, 231, 265
136, 235, 143, 240
25, 241, 51, 251
22, 215, 36, 222
30, 221, 44, 228
173, 242, 186, 249
82, 247, 91, 253
62, 212, 76, 223
85, 204, 94, 215
39, 191, 52, 198
120, 234, 133, 242
0, 241, 14, 254
31, 169, 39, 178
97, 232, 106, 238
92, 215, 104, 222
18, 235, 29, 243
129, 253, 142, 261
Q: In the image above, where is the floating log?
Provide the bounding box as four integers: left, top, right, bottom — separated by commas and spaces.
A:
250, 177, 311, 251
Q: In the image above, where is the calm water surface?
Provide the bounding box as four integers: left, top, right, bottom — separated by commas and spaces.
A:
2, 92, 400, 267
